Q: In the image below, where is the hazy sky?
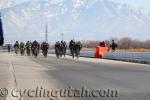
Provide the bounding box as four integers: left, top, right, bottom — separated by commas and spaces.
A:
14, 0, 150, 11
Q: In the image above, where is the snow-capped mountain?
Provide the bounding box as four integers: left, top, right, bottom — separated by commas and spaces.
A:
1, 0, 150, 43
0, 0, 16, 9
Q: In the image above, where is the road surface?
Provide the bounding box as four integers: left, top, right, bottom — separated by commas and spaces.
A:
0, 52, 150, 100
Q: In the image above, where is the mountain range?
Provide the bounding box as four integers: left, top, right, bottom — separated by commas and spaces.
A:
0, 0, 150, 43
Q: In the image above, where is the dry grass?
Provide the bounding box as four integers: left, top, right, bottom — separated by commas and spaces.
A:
117, 49, 150, 52
82, 48, 150, 52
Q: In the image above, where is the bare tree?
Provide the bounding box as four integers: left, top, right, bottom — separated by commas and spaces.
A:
117, 37, 150, 49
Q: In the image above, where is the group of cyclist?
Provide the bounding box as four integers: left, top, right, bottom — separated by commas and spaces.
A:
55, 40, 82, 59
55, 41, 67, 58
13, 39, 117, 59
13, 40, 49, 58
13, 40, 83, 59
69, 40, 82, 59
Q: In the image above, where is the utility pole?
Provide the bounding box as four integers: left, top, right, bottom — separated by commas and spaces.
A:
45, 22, 48, 43
61, 33, 64, 41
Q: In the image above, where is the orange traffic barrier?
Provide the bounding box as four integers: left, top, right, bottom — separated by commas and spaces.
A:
95, 46, 109, 58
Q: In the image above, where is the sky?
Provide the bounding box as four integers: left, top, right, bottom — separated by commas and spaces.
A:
14, 0, 150, 11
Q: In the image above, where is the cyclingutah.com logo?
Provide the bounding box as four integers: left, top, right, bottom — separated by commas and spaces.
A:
0, 86, 119, 100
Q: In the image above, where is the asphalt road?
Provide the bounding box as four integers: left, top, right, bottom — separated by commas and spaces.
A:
0, 52, 150, 100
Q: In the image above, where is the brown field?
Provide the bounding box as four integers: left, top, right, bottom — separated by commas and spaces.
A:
116, 49, 150, 52
82, 48, 150, 52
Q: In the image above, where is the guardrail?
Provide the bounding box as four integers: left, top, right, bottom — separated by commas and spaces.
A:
105, 52, 150, 64
49, 50, 150, 64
